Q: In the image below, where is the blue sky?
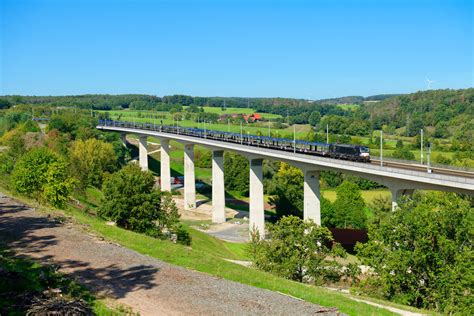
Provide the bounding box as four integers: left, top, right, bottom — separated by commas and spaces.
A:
1, 0, 472, 99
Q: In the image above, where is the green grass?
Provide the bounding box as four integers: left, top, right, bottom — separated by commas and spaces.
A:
0, 188, 397, 316
222, 242, 250, 260
184, 106, 283, 119
336, 103, 360, 111
322, 189, 391, 204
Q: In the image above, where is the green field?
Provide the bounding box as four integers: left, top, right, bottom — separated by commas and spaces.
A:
104, 111, 309, 138
336, 103, 360, 110
184, 106, 283, 119
322, 189, 391, 203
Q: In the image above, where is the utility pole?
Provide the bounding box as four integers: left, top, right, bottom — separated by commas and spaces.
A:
420, 129, 424, 164
268, 121, 271, 137
228, 119, 230, 132
240, 121, 243, 144
427, 142, 432, 173
326, 124, 329, 144
293, 124, 296, 153
380, 130, 383, 166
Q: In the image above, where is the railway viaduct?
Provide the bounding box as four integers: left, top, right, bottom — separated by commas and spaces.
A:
98, 122, 474, 238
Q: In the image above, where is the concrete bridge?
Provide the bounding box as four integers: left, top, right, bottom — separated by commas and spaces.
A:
98, 121, 474, 238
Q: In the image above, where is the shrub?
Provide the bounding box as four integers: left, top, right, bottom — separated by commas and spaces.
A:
248, 216, 347, 284
12, 148, 74, 207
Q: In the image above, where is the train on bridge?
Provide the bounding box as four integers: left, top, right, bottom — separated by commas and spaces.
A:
99, 120, 371, 163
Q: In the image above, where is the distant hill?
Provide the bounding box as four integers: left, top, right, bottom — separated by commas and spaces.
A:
365, 88, 473, 148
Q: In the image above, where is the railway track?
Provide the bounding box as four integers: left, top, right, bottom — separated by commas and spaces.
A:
370, 159, 474, 179
100, 121, 474, 181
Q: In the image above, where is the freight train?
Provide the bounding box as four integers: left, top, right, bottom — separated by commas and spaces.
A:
100, 120, 371, 163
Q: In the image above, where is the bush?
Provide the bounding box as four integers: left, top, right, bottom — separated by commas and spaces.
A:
12, 148, 74, 207
69, 138, 117, 189
391, 147, 415, 160
248, 216, 347, 284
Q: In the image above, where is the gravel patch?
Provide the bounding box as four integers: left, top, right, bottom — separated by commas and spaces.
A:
0, 195, 342, 315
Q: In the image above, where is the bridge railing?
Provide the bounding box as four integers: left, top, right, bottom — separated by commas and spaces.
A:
97, 120, 474, 184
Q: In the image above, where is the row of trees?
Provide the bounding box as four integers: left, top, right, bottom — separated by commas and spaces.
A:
0, 108, 190, 245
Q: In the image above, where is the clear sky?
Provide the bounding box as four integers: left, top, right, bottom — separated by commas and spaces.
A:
1, 0, 472, 99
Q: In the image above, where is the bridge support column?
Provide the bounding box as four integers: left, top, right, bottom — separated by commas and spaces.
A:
160, 139, 171, 192
304, 170, 321, 225
212, 150, 226, 223
184, 144, 196, 210
138, 136, 148, 171
249, 158, 265, 239
390, 187, 415, 211
120, 133, 128, 147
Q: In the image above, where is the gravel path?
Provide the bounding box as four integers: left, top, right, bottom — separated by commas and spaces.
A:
0, 194, 342, 315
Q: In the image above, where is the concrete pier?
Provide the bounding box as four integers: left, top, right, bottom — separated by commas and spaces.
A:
184, 144, 196, 210
138, 136, 148, 171
249, 158, 265, 238
160, 139, 171, 192
303, 170, 321, 225
212, 150, 226, 223
390, 187, 415, 211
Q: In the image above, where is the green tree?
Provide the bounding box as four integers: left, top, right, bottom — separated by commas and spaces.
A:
98, 165, 189, 244
12, 148, 61, 195
308, 111, 321, 127
224, 152, 249, 196
331, 180, 367, 229
12, 148, 73, 207
269, 163, 304, 218
0, 99, 11, 109
69, 138, 118, 189
248, 216, 345, 284
43, 161, 75, 208
356, 192, 473, 314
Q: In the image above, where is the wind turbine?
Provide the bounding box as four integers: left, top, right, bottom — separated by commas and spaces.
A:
426, 77, 435, 90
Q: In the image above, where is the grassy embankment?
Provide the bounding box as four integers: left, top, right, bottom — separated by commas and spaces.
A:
0, 185, 398, 316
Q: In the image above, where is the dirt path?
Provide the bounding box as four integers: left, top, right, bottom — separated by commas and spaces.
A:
0, 194, 341, 316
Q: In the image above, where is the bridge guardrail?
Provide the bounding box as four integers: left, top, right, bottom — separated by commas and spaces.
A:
97, 120, 474, 185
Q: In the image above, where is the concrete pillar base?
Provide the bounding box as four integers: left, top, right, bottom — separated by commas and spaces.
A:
303, 170, 321, 225
184, 144, 196, 210
160, 139, 171, 192
249, 158, 265, 239
139, 136, 148, 171
390, 188, 415, 211
212, 150, 226, 223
